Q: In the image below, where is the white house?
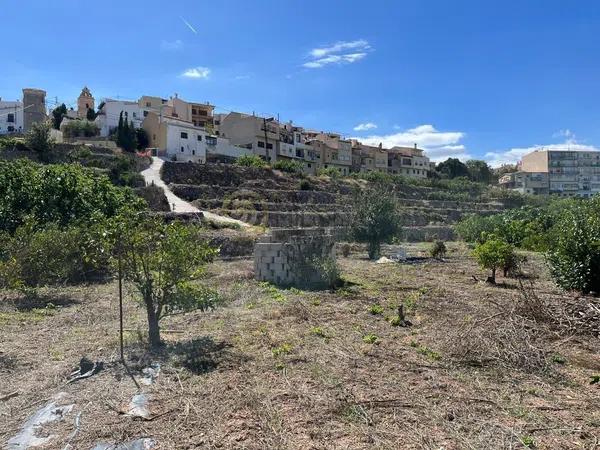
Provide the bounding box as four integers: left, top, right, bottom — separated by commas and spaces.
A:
0, 99, 24, 135
143, 112, 252, 163
95, 99, 143, 137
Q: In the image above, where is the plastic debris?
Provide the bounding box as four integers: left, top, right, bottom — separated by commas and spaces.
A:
123, 393, 151, 420
7, 392, 74, 449
67, 357, 104, 384
376, 256, 394, 264
139, 363, 161, 386
91, 438, 155, 450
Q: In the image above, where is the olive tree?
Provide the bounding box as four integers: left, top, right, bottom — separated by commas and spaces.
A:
349, 186, 402, 259
117, 215, 219, 348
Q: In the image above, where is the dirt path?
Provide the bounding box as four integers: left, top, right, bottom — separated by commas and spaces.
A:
141, 157, 249, 227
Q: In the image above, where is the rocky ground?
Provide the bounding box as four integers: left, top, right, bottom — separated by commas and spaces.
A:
1, 243, 599, 449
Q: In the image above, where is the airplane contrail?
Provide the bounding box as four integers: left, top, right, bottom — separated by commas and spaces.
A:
180, 16, 197, 34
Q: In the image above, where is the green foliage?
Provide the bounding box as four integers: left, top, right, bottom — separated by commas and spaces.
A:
117, 215, 219, 347
309, 326, 328, 338
369, 304, 384, 315
62, 120, 100, 138
309, 255, 341, 289
0, 159, 142, 233
86, 107, 97, 121
51, 104, 68, 130
547, 196, 600, 294
341, 243, 351, 257
430, 240, 447, 259
472, 238, 516, 283
24, 121, 53, 161
135, 127, 149, 150
317, 167, 342, 178
273, 159, 304, 174
465, 159, 493, 184
235, 154, 268, 168
271, 343, 293, 357
299, 179, 313, 190
349, 186, 402, 259
436, 157, 469, 179
362, 333, 380, 344
116, 112, 137, 152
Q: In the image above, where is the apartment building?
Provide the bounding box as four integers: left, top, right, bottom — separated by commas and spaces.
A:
387, 145, 431, 178
219, 112, 280, 160
95, 99, 143, 136
142, 112, 250, 163
0, 99, 24, 134
352, 141, 389, 173
306, 133, 352, 175
498, 171, 549, 195
138, 96, 172, 118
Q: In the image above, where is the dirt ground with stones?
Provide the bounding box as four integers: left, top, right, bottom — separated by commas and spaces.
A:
1, 243, 599, 449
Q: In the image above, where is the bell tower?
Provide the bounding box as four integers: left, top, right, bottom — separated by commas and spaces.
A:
77, 86, 94, 118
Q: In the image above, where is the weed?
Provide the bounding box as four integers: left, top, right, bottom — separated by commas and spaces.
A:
388, 316, 401, 327
551, 354, 566, 364
414, 343, 441, 360
260, 282, 287, 303
520, 435, 536, 448
362, 333, 380, 344
272, 343, 293, 357
311, 298, 321, 306
310, 326, 328, 338
369, 304, 384, 315
340, 403, 371, 425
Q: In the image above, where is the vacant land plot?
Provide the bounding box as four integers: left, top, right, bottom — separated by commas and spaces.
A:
1, 243, 599, 449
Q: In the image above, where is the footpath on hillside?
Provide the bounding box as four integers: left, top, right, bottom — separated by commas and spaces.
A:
140, 157, 249, 227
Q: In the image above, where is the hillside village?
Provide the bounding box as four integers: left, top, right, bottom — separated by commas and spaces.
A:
1, 83, 600, 450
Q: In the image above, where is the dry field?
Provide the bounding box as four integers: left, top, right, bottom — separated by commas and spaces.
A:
1, 243, 599, 449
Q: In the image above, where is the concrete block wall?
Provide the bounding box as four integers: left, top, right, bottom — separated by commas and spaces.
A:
254, 228, 336, 287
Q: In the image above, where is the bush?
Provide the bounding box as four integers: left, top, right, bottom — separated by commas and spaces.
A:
235, 154, 268, 168
0, 159, 143, 233
273, 159, 304, 174
548, 197, 600, 294
472, 238, 516, 284
62, 120, 100, 138
349, 186, 402, 259
341, 243, 351, 257
310, 255, 341, 289
430, 240, 447, 259
317, 167, 342, 178
299, 179, 313, 191
24, 121, 53, 161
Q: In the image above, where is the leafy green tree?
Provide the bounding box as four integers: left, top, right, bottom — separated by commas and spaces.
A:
436, 158, 470, 179
466, 159, 493, 184
51, 104, 68, 130
548, 197, 600, 294
136, 127, 149, 150
116, 215, 220, 348
24, 121, 53, 162
86, 107, 96, 121
349, 186, 402, 259
472, 238, 516, 283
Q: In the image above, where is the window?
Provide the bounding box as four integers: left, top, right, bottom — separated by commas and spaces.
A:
197, 135, 202, 141
192, 108, 197, 115
257, 141, 265, 148
7, 113, 14, 123
143, 111, 148, 117
146, 102, 151, 107
180, 132, 188, 139
199, 110, 207, 116
7, 126, 14, 132
132, 112, 137, 118
206, 136, 217, 146
192, 150, 195, 155
198, 121, 205, 127
181, 147, 184, 152
153, 134, 156, 140
214, 120, 220, 125
266, 143, 273, 150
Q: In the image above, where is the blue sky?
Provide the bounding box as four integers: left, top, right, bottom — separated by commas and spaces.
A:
2, 0, 600, 165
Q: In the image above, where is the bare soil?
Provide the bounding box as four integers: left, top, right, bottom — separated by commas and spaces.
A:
1, 243, 599, 449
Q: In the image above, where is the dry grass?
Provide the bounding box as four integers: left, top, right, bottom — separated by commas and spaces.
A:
1, 243, 600, 449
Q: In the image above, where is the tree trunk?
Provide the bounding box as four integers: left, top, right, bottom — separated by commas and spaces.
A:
487, 268, 496, 284
144, 296, 161, 349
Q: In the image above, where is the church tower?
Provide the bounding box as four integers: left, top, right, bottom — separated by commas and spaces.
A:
77, 86, 94, 118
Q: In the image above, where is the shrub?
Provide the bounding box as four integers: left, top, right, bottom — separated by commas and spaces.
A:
235, 154, 268, 168
349, 186, 402, 259
299, 179, 313, 190
369, 304, 384, 315
430, 240, 447, 259
472, 238, 516, 284
24, 121, 53, 161
273, 159, 304, 174
341, 243, 351, 257
310, 255, 341, 289
362, 333, 380, 344
548, 197, 600, 294
62, 120, 100, 138
317, 167, 342, 178
0, 159, 143, 233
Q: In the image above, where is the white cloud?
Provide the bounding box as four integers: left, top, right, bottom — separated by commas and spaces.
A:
552, 129, 575, 139
353, 122, 377, 131
486, 141, 600, 168
352, 124, 470, 162
304, 40, 371, 69
180, 16, 197, 34
160, 39, 183, 51
181, 67, 210, 79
